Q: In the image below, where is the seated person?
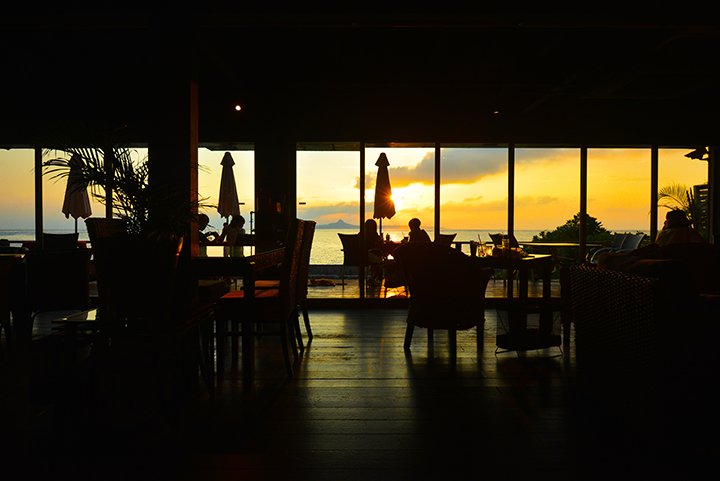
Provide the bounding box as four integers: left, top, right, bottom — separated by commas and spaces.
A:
408, 218, 431, 243
199, 214, 220, 243
656, 210, 706, 246
217, 215, 246, 257
198, 214, 220, 255
365, 219, 384, 285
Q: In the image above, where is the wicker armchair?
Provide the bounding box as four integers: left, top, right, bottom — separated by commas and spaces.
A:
567, 261, 720, 423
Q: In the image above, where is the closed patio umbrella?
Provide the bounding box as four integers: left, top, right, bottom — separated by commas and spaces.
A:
217, 151, 241, 222
61, 153, 92, 233
373, 152, 396, 238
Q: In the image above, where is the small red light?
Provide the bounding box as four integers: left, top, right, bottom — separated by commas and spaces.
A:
235, 105, 242, 111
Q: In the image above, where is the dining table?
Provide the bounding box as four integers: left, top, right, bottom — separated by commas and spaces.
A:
53, 303, 219, 419
517, 241, 603, 266
192, 247, 285, 384
475, 253, 560, 351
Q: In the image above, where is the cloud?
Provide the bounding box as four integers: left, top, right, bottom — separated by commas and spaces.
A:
514, 195, 560, 207
298, 201, 359, 220
357, 148, 581, 190
388, 149, 509, 188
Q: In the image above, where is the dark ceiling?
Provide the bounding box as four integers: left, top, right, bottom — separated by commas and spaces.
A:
2, 7, 719, 147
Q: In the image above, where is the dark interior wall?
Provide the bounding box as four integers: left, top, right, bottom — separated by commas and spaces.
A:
2, 15, 719, 147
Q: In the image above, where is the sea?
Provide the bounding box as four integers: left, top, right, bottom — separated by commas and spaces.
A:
1, 227, 647, 265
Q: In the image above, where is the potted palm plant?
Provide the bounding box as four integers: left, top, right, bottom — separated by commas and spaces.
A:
42, 129, 200, 321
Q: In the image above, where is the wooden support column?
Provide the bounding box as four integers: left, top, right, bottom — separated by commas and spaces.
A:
508, 143, 515, 238
710, 146, 718, 244
147, 16, 199, 308
359, 142, 366, 300
434, 142, 441, 239
254, 139, 295, 250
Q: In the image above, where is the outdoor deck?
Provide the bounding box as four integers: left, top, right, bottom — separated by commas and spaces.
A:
3, 304, 715, 480
306, 275, 562, 300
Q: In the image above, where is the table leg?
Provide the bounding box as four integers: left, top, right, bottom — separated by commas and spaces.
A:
242, 318, 254, 386
242, 266, 256, 386
539, 262, 553, 337
216, 317, 225, 380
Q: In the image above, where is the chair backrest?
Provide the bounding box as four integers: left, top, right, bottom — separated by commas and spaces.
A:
84, 217, 127, 309
43, 232, 79, 250
610, 233, 627, 250
278, 219, 305, 319
620, 233, 644, 251
394, 242, 493, 330
489, 233, 518, 248
338, 233, 362, 267
85, 217, 127, 243
435, 233, 456, 247
297, 220, 315, 302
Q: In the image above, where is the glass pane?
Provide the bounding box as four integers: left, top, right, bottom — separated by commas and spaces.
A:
658, 148, 708, 238
0, 149, 37, 244
439, 147, 508, 252
587, 148, 650, 235
198, 148, 254, 257
297, 150, 361, 267
515, 148, 580, 241
365, 146, 435, 242
42, 148, 108, 242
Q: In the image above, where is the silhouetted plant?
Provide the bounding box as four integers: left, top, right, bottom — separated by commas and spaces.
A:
41, 126, 204, 241
532, 212, 614, 244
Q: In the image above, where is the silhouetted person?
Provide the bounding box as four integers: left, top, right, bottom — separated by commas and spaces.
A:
408, 218, 431, 243
198, 214, 219, 245
217, 215, 246, 256
656, 210, 706, 246
365, 219, 384, 285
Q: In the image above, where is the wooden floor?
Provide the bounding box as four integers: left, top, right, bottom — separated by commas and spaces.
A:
3, 305, 717, 480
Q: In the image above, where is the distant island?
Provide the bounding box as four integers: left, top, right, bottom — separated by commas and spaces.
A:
317, 219, 358, 229
316, 219, 405, 230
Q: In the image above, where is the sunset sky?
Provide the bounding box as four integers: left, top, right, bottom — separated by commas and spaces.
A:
298, 147, 707, 232
0, 146, 707, 236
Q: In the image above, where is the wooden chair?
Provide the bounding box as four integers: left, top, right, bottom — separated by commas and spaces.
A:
435, 233, 457, 247
393, 242, 493, 360
85, 217, 127, 241
255, 220, 316, 348
296, 220, 316, 341
489, 233, 519, 248
85, 217, 128, 311
215, 219, 305, 378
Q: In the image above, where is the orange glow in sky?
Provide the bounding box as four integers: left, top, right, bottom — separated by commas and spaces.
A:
0, 147, 708, 235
